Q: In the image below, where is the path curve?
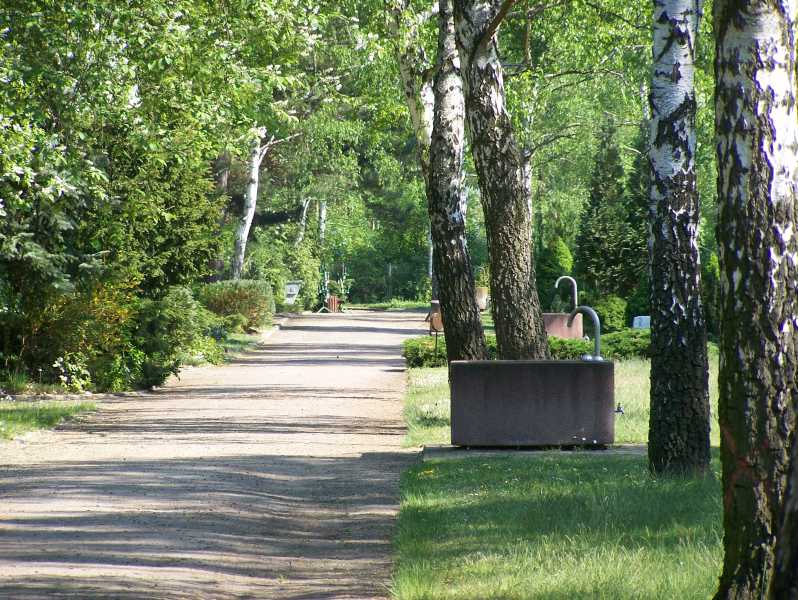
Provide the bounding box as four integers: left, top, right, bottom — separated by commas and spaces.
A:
0, 311, 426, 599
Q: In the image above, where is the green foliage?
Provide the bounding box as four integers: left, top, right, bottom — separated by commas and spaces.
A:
625, 271, 651, 325
0, 371, 29, 395
575, 119, 645, 299
403, 328, 651, 368
223, 313, 250, 334
602, 329, 652, 360
702, 251, 720, 338
196, 280, 274, 330
536, 237, 574, 310
593, 294, 629, 333
134, 286, 220, 388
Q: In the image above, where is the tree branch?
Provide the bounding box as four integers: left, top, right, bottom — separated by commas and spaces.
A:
475, 0, 519, 56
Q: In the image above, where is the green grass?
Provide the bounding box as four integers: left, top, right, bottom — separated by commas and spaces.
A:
481, 312, 495, 334
0, 400, 95, 440
395, 356, 723, 599
220, 332, 263, 356
347, 299, 429, 311
393, 454, 722, 599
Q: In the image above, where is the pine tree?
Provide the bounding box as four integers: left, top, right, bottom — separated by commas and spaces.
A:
575, 119, 630, 297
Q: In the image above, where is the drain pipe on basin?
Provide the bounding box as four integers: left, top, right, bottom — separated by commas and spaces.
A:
567, 306, 603, 361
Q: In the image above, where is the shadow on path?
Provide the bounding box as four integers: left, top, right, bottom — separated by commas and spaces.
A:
0, 452, 414, 599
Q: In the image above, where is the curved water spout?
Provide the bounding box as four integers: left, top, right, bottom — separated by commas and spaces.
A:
555, 276, 579, 310
568, 305, 602, 360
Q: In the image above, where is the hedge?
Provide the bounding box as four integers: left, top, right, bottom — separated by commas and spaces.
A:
402, 328, 651, 368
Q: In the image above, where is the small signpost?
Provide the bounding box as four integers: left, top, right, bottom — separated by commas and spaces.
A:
632, 315, 651, 329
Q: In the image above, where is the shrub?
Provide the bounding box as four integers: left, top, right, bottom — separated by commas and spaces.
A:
602, 329, 651, 360
402, 328, 651, 368
196, 280, 274, 330
223, 313, 249, 333
134, 286, 220, 388
593, 294, 628, 333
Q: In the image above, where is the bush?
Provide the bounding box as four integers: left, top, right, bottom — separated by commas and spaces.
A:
402, 328, 651, 368
593, 294, 628, 333
134, 286, 221, 388
602, 329, 651, 360
196, 280, 274, 330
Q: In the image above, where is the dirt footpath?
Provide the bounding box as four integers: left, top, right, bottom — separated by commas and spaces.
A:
0, 311, 426, 599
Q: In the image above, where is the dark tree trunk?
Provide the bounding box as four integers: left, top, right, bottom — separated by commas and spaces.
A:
647, 0, 710, 475
453, 0, 549, 360
713, 1, 798, 597
428, 0, 487, 362
773, 442, 798, 599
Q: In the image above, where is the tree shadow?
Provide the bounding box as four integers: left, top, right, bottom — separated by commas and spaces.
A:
0, 451, 417, 599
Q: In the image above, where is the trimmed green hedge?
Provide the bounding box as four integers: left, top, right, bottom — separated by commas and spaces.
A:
402, 328, 651, 368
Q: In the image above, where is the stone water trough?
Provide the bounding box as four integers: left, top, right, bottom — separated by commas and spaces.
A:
450, 305, 615, 447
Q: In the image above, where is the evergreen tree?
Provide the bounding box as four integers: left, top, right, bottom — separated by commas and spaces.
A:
574, 119, 630, 297
623, 124, 652, 287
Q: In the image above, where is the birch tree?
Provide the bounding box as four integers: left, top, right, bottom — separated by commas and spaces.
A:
231, 130, 296, 280
647, 0, 710, 475
453, 0, 549, 359
390, 0, 486, 360
427, 0, 488, 361
232, 128, 268, 280
713, 0, 798, 596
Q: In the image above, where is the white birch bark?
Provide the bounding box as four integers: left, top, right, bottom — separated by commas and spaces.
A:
231, 128, 267, 280
294, 197, 312, 247
318, 199, 327, 247
647, 0, 710, 475
713, 1, 798, 597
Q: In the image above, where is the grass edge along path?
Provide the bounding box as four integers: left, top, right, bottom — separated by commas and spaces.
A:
393, 357, 723, 599
0, 399, 95, 440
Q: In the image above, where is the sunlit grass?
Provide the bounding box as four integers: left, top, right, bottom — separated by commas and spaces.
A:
348, 300, 429, 311
393, 454, 722, 599
395, 355, 723, 599
0, 400, 95, 440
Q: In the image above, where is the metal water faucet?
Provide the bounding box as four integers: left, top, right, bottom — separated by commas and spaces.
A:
555, 276, 579, 310
567, 305, 603, 361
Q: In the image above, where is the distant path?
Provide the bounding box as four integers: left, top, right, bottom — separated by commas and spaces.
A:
0, 311, 426, 599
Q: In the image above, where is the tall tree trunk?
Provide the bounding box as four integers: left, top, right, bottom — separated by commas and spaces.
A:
428, 0, 487, 362
318, 199, 327, 248
453, 0, 549, 359
232, 132, 265, 280
647, 0, 710, 475
714, 1, 798, 597
294, 197, 312, 247
773, 442, 798, 598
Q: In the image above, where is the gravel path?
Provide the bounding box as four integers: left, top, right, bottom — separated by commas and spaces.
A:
0, 311, 426, 599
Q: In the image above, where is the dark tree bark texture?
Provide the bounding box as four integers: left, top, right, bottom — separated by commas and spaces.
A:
428, 0, 488, 362
713, 1, 798, 597
453, 0, 549, 360
773, 442, 798, 599
647, 0, 710, 475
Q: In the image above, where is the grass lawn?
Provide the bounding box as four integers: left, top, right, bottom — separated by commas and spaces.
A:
0, 399, 95, 440
348, 300, 429, 311
394, 354, 722, 599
